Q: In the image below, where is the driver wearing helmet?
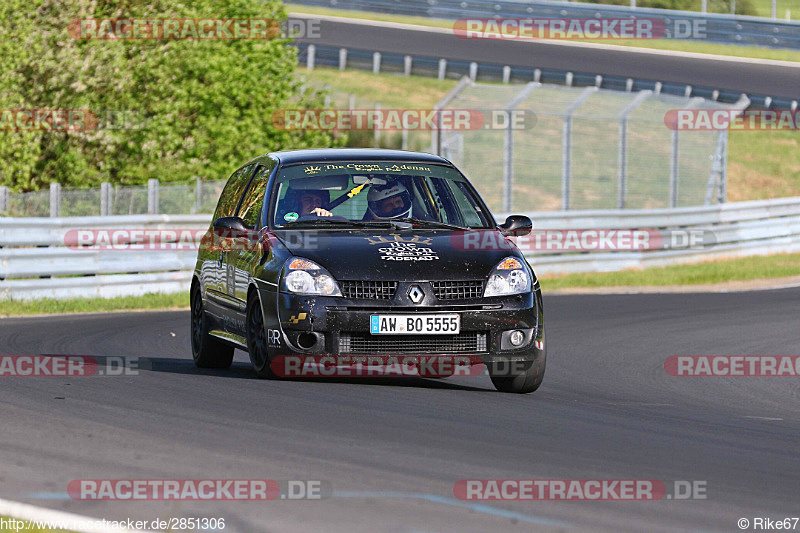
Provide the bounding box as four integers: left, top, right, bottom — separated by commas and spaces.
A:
366, 181, 412, 220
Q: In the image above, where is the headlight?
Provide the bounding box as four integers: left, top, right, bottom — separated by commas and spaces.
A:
281, 257, 342, 296
484, 257, 531, 297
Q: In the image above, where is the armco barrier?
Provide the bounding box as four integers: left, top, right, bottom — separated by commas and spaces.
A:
292, 0, 800, 49
1, 198, 800, 300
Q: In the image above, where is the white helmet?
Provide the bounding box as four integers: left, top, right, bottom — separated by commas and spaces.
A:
367, 182, 412, 219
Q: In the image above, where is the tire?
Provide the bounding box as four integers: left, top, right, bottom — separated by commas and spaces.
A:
489, 331, 546, 394
190, 283, 234, 369
246, 293, 277, 379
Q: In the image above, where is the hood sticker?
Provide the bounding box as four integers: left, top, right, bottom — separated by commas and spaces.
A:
366, 235, 439, 261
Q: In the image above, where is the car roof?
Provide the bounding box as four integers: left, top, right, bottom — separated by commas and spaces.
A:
267, 148, 452, 166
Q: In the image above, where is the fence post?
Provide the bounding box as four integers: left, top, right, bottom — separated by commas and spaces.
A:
404, 55, 412, 76
374, 102, 381, 148
338, 48, 347, 71
101, 182, 111, 216
438, 58, 447, 80
0, 186, 8, 214
373, 52, 381, 74
148, 179, 159, 215
50, 183, 61, 218
617, 90, 652, 209
669, 130, 679, 208
561, 87, 597, 211
306, 44, 316, 70
431, 76, 473, 155
719, 130, 728, 203
502, 82, 540, 213
195, 177, 202, 214
402, 129, 409, 150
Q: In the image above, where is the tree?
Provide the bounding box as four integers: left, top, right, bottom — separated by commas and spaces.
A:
0, 0, 341, 192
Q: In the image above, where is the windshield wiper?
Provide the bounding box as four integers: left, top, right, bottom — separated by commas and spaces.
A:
393, 217, 473, 231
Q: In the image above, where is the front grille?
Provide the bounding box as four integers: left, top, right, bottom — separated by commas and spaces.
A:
431, 280, 484, 300
339, 332, 488, 354
340, 280, 398, 300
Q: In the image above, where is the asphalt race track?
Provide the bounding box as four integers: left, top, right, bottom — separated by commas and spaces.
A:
1, 288, 799, 532
291, 14, 800, 100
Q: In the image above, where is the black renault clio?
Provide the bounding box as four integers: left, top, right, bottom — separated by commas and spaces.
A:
191, 148, 545, 393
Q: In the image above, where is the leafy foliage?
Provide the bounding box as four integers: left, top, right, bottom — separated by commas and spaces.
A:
0, 0, 342, 192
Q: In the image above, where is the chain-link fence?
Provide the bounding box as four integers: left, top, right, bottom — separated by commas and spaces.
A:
0, 179, 226, 217
435, 80, 746, 212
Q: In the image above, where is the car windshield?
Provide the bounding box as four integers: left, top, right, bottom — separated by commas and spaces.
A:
271, 161, 493, 228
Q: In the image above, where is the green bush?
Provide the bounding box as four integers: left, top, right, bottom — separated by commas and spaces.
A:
0, 0, 343, 193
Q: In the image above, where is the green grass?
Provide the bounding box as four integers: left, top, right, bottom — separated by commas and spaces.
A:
0, 292, 188, 317
539, 252, 800, 288
288, 4, 800, 62
749, 0, 799, 18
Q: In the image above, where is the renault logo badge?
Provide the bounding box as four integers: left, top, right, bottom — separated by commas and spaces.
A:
408, 285, 424, 304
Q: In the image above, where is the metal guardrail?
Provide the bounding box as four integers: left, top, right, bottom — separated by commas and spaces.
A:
0, 215, 209, 300
297, 43, 796, 110
2, 198, 800, 300
292, 0, 800, 48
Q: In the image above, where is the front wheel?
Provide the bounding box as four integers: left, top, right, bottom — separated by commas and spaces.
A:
246, 295, 277, 379
489, 331, 546, 394
190, 284, 234, 369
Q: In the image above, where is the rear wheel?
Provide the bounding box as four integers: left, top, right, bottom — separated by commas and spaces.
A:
190, 284, 234, 369
246, 294, 277, 379
489, 330, 546, 394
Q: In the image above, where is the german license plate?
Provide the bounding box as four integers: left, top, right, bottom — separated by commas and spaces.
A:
370, 314, 460, 335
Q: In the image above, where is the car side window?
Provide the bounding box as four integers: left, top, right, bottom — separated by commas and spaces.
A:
238, 165, 272, 228
213, 164, 255, 221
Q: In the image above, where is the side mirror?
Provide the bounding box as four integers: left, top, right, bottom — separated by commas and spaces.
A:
213, 216, 248, 232
499, 215, 532, 237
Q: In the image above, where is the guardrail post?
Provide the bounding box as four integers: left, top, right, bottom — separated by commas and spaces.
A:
502, 66, 511, 83
373, 52, 381, 74
148, 179, 159, 215
403, 55, 412, 76
101, 182, 111, 216
565, 72, 573, 87
561, 87, 597, 210
438, 58, 447, 80
533, 69, 541, 83
502, 83, 540, 213
0, 186, 8, 214
469, 62, 478, 80
306, 44, 315, 70
338, 48, 347, 71
49, 183, 61, 218
402, 129, 409, 150
701, 0, 707, 12
772, 0, 777, 19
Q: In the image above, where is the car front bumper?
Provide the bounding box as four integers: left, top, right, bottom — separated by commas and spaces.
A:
266, 282, 544, 366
